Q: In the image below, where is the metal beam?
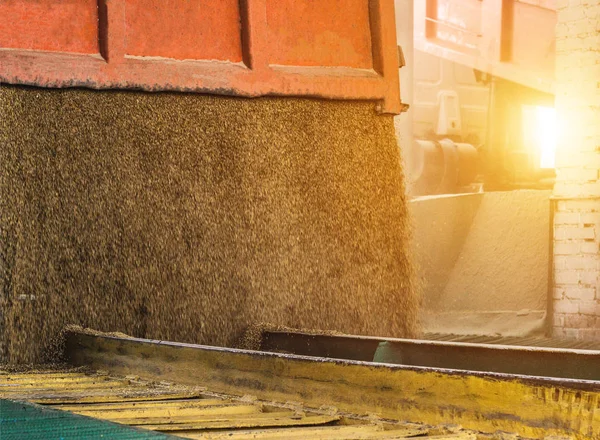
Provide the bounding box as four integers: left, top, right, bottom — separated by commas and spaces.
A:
65, 329, 600, 440
258, 330, 600, 380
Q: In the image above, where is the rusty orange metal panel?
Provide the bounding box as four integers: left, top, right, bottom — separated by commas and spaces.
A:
426, 0, 483, 56
0, 0, 403, 113
266, 0, 373, 68
415, 0, 556, 93
510, 1, 556, 83
0, 0, 98, 54
124, 0, 243, 62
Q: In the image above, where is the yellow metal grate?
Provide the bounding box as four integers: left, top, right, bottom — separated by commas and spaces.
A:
0, 370, 478, 440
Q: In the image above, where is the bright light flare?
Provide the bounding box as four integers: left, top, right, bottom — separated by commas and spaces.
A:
523, 105, 557, 169
535, 106, 557, 169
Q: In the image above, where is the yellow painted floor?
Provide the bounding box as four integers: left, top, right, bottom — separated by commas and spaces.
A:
0, 369, 479, 440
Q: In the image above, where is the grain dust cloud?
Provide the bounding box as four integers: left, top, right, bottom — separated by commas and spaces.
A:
1, 85, 418, 364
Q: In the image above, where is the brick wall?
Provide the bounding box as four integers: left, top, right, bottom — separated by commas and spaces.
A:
552, 0, 600, 340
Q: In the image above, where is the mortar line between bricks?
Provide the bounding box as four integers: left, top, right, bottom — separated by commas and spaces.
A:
550, 195, 600, 201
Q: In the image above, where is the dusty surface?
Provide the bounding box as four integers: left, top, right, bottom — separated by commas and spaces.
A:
410, 190, 551, 335
0, 363, 83, 374
421, 310, 547, 337
0, 369, 475, 439
0, 85, 418, 363
235, 323, 351, 351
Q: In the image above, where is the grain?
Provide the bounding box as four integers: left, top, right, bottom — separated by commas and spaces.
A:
0, 85, 418, 364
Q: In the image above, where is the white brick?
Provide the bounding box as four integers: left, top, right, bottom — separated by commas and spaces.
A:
555, 0, 568, 10
555, 151, 586, 169
581, 213, 600, 225
581, 241, 600, 254
569, 18, 600, 36
555, 269, 580, 284
556, 151, 600, 171
565, 313, 594, 328
557, 80, 600, 100
556, 167, 598, 182
554, 226, 595, 240
553, 0, 600, 340
579, 138, 600, 153
580, 270, 599, 285
556, 50, 600, 68
554, 183, 579, 197
553, 287, 566, 299
554, 299, 580, 314
577, 329, 600, 341
554, 256, 568, 269
564, 286, 596, 300
556, 37, 582, 53
581, 182, 600, 197
553, 327, 569, 338
554, 213, 581, 225
553, 182, 600, 198
579, 300, 600, 315
583, 5, 600, 20
557, 200, 600, 213
554, 241, 581, 255
553, 314, 565, 327
565, 255, 600, 269
563, 327, 582, 339
559, 6, 586, 23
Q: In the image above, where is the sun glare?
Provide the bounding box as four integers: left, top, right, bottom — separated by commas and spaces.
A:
535, 106, 557, 169
522, 105, 557, 169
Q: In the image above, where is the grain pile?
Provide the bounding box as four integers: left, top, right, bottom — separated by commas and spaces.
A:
0, 85, 418, 364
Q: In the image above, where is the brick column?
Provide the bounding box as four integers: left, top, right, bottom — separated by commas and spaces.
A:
552, 0, 600, 340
